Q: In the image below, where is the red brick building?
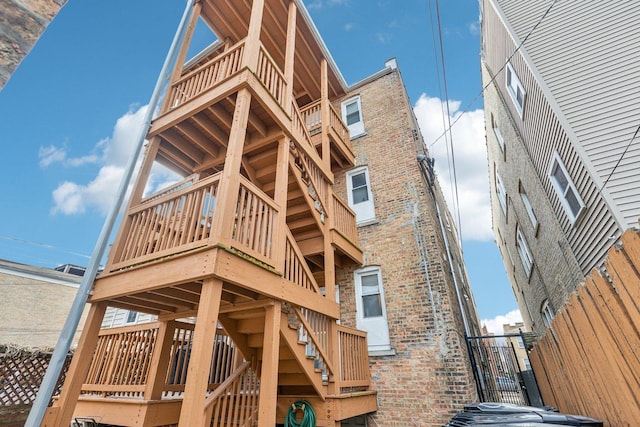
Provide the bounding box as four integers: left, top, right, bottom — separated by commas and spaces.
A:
334, 59, 482, 426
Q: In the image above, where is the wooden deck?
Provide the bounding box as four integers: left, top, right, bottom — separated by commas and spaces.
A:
44, 0, 375, 425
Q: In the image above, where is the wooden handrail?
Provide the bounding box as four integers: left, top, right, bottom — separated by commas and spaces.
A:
203, 361, 251, 410
294, 307, 335, 378
284, 229, 322, 294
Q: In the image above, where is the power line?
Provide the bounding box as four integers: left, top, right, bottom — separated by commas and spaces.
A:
600, 123, 640, 191
428, 0, 559, 149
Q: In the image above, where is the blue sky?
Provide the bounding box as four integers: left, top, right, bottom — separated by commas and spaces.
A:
0, 0, 520, 331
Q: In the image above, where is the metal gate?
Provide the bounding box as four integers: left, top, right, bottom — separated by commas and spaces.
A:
466, 333, 543, 407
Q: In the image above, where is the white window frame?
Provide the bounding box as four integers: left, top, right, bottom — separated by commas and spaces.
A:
548, 152, 585, 225
519, 185, 538, 231
541, 300, 554, 329
495, 170, 507, 216
505, 62, 526, 118
125, 310, 138, 324
354, 266, 391, 353
491, 113, 505, 153
341, 96, 366, 138
516, 225, 533, 277
346, 166, 376, 225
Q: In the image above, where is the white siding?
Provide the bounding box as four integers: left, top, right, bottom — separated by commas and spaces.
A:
496, 0, 640, 228
484, 0, 621, 274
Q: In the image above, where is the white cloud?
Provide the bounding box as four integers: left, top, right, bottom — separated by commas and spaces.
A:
468, 21, 480, 36
376, 32, 392, 44
306, 0, 349, 9
481, 309, 523, 335
49, 105, 178, 216
413, 94, 491, 241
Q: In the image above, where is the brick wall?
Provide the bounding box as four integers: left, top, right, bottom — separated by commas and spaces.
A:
0, 271, 86, 348
482, 65, 583, 337
334, 66, 478, 426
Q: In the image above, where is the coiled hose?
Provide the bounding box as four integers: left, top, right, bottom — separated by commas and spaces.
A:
284, 400, 316, 427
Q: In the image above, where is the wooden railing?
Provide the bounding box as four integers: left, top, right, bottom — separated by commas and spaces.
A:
83, 323, 159, 398
230, 176, 279, 266
256, 44, 287, 109
291, 307, 335, 381
291, 101, 316, 151
166, 40, 245, 110
329, 103, 349, 144
82, 322, 237, 399
299, 150, 328, 209
300, 100, 322, 136
204, 361, 259, 427
284, 230, 321, 294
111, 173, 221, 270
331, 194, 358, 244
337, 325, 370, 389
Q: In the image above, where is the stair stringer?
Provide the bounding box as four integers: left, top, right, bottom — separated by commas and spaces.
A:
279, 311, 327, 400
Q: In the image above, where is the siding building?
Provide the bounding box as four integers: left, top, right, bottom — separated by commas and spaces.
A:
42, 1, 480, 425
481, 0, 640, 337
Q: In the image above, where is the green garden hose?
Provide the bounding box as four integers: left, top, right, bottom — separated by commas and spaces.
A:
284, 400, 316, 427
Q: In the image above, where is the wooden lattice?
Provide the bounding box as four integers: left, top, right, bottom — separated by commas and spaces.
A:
0, 346, 72, 406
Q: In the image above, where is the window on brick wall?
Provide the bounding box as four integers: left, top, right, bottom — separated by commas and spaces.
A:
341, 96, 365, 138
496, 170, 507, 216
354, 266, 391, 353
519, 183, 538, 232
491, 113, 505, 154
516, 225, 533, 278
541, 300, 554, 330
548, 152, 585, 225
506, 62, 526, 118
346, 166, 376, 225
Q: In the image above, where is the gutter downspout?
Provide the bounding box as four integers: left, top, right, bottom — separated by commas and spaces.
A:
25, 2, 195, 425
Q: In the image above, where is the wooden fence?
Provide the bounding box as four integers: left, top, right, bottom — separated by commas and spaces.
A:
0, 346, 72, 426
529, 229, 640, 426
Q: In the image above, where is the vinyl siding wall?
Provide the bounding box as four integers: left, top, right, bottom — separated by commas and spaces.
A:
495, 0, 640, 229
483, 0, 620, 276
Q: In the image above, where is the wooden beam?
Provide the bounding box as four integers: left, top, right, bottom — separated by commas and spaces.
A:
161, 128, 205, 164
50, 302, 108, 427
175, 121, 219, 158
258, 301, 281, 427
191, 112, 229, 147
179, 278, 223, 426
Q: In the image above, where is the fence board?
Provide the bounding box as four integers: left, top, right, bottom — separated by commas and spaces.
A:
530, 229, 640, 426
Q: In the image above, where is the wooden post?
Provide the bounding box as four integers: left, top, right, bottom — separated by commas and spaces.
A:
209, 88, 252, 243
159, 1, 203, 114
283, 1, 297, 109
324, 213, 340, 393
47, 302, 107, 427
178, 278, 223, 426
104, 136, 161, 271
144, 319, 176, 400
257, 301, 281, 427
320, 59, 331, 166
273, 138, 290, 271
243, 0, 265, 70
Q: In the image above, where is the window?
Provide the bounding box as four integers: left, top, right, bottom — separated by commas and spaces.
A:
517, 336, 525, 348
355, 267, 391, 352
548, 153, 585, 224
341, 96, 365, 138
519, 185, 538, 230
491, 113, 505, 153
496, 170, 507, 215
541, 300, 554, 329
516, 225, 533, 277
125, 310, 138, 324
346, 166, 376, 225
523, 358, 531, 370
505, 62, 526, 117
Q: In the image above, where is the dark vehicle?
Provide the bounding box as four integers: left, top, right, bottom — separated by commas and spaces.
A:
445, 402, 603, 426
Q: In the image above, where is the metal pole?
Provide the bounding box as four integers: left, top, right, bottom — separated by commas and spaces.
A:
25, 2, 195, 425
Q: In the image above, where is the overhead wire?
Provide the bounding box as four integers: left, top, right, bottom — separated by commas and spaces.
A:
428, 0, 559, 150
428, 0, 464, 240
599, 124, 640, 192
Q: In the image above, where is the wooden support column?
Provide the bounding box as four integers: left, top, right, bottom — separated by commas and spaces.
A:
273, 138, 290, 270
178, 278, 223, 427
283, 1, 297, 108
144, 320, 176, 400
320, 59, 331, 166
243, 0, 265, 70
257, 301, 281, 427
323, 201, 340, 393
159, 0, 203, 113
210, 88, 252, 242
48, 302, 108, 427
